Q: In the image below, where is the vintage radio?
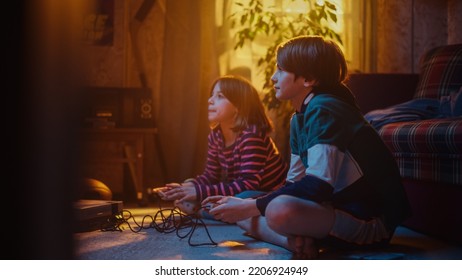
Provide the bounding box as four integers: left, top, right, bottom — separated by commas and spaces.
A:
81, 87, 154, 128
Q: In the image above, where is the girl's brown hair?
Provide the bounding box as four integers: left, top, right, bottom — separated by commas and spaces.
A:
210, 75, 273, 134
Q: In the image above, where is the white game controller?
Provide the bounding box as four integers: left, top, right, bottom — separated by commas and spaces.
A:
202, 202, 218, 211
174, 200, 199, 215
149, 186, 172, 199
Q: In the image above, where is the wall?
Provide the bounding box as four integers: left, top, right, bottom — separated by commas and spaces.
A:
447, 0, 462, 45
81, 0, 462, 94
81, 0, 129, 86
377, 0, 462, 73
125, 0, 166, 116
80, 0, 167, 189
81, 0, 165, 112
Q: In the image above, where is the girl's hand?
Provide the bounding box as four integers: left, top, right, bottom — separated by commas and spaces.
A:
202, 196, 259, 223
162, 183, 197, 201
156, 183, 180, 200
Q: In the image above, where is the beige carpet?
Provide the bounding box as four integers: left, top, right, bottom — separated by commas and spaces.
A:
74, 205, 293, 260
74, 203, 462, 260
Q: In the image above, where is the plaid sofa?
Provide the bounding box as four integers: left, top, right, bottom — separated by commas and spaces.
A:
346, 44, 462, 244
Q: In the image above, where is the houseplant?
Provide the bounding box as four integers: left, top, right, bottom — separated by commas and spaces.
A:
229, 0, 343, 114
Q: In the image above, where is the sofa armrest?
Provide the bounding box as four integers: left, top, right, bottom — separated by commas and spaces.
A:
345, 73, 420, 114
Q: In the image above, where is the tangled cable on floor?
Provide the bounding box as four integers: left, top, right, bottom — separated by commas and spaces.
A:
98, 200, 218, 247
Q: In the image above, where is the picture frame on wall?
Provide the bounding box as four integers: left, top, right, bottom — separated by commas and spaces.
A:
82, 0, 114, 46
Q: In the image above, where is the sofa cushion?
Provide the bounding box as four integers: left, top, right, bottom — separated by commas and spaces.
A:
414, 44, 462, 100
378, 118, 462, 185
364, 98, 440, 130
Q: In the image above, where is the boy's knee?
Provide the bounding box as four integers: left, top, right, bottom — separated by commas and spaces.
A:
265, 196, 294, 231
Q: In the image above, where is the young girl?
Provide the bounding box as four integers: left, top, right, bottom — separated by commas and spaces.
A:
159, 75, 288, 216
202, 36, 411, 259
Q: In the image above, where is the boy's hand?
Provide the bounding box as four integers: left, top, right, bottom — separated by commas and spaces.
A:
202, 196, 259, 223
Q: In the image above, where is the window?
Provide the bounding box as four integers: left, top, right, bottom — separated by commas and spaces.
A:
216, 0, 375, 91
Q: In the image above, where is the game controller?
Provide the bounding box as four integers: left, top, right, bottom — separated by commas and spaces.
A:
202, 202, 218, 211
148, 186, 171, 199
151, 186, 170, 193
174, 200, 200, 215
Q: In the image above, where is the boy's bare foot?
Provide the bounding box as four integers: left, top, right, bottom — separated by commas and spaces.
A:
288, 236, 319, 259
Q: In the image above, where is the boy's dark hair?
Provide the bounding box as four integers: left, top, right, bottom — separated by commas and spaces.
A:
276, 35, 348, 87
210, 75, 273, 134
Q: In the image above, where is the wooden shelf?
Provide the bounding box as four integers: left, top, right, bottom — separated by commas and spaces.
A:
79, 128, 157, 202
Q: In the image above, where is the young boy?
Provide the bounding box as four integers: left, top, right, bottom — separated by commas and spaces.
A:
202, 36, 411, 259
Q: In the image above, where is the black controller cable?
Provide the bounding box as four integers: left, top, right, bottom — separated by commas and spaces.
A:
99, 199, 218, 247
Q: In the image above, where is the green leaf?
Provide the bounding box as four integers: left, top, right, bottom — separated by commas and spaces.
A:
319, 9, 327, 20
240, 14, 247, 25
309, 10, 317, 21
325, 1, 337, 11
328, 11, 337, 23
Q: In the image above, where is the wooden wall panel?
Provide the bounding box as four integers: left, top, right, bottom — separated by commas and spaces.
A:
376, 0, 460, 74
376, 0, 413, 73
